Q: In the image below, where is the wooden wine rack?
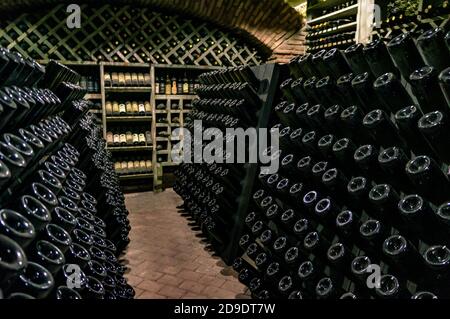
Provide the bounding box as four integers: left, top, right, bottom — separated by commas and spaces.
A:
0, 3, 266, 67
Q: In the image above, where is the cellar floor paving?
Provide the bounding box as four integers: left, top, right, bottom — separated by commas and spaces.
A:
122, 189, 250, 299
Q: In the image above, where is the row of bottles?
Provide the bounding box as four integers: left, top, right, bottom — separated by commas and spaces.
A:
0, 50, 133, 299
79, 75, 100, 93
311, 0, 358, 17
306, 32, 356, 52
233, 28, 450, 299
155, 74, 200, 95
174, 65, 262, 256
104, 72, 151, 87
307, 17, 356, 37
106, 130, 152, 147
114, 157, 153, 175
105, 101, 152, 116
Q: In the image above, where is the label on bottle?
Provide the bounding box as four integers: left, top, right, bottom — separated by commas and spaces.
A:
120, 134, 126, 144
119, 103, 126, 114
139, 103, 145, 113
172, 83, 177, 95
155, 83, 160, 94
113, 134, 120, 144
183, 83, 189, 94
165, 84, 171, 95
132, 133, 139, 143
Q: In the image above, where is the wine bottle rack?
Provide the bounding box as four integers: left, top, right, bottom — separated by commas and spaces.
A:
0, 52, 133, 299
372, 0, 449, 40
174, 63, 283, 265
0, 3, 265, 67
305, 0, 366, 53
174, 29, 450, 298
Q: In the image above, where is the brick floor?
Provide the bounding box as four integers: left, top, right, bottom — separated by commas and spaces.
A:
122, 190, 250, 299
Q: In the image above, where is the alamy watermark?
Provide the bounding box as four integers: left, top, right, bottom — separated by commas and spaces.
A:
65, 264, 82, 289
171, 120, 280, 174
66, 4, 81, 29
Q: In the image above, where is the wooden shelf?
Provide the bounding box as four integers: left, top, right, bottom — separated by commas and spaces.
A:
156, 123, 169, 127
119, 173, 153, 180
155, 110, 169, 113
157, 150, 169, 154
156, 137, 170, 141
106, 116, 152, 122
105, 87, 152, 93
85, 93, 102, 99
307, 21, 357, 38
155, 94, 197, 99
108, 146, 152, 152
162, 162, 178, 167
89, 109, 102, 114
308, 4, 358, 24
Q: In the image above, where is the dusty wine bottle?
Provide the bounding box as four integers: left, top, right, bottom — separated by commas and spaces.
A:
438, 67, 450, 106
351, 72, 383, 112
373, 72, 413, 113
410, 66, 448, 113
417, 28, 450, 71
418, 111, 450, 163
387, 33, 425, 81
344, 43, 372, 75
323, 48, 351, 79
406, 155, 450, 205
336, 73, 360, 106
394, 105, 438, 157
363, 38, 399, 78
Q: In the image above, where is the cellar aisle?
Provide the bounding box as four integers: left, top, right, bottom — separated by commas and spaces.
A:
122, 190, 249, 299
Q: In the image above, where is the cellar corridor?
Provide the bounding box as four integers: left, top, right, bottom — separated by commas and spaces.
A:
122, 190, 249, 299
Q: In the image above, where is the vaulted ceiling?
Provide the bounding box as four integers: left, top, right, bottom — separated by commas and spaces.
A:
0, 0, 305, 62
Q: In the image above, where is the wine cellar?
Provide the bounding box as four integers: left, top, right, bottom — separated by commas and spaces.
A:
0, 0, 450, 303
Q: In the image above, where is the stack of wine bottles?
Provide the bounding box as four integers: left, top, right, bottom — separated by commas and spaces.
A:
173, 66, 267, 258
0, 48, 133, 299
237, 30, 449, 299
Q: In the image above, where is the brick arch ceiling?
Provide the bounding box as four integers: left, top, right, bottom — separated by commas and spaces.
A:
0, 0, 304, 63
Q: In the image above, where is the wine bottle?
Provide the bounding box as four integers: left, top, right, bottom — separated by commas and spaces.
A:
394, 105, 438, 157
303, 77, 321, 104
378, 147, 413, 193
315, 77, 344, 107
368, 184, 401, 225
373, 72, 413, 113
336, 73, 359, 106
418, 111, 450, 163
375, 274, 406, 299
406, 155, 450, 205
410, 66, 448, 113
291, 78, 308, 104
387, 33, 425, 81
417, 28, 450, 71
344, 43, 372, 76
362, 109, 406, 148
311, 50, 330, 77
353, 145, 379, 182
382, 235, 423, 281
296, 53, 318, 78
363, 38, 399, 78
322, 48, 351, 79
359, 219, 388, 254
336, 210, 360, 244
438, 67, 450, 106
422, 245, 450, 293
352, 76, 385, 114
